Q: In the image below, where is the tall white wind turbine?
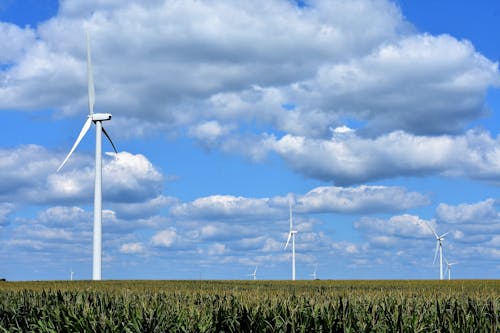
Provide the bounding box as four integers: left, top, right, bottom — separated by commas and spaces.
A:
57, 32, 117, 281
284, 201, 297, 281
424, 222, 448, 280
444, 258, 457, 280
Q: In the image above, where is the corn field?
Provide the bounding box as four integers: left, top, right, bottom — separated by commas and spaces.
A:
0, 280, 498, 332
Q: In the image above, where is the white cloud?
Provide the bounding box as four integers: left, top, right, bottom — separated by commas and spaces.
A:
436, 199, 500, 224
151, 228, 185, 249
102, 151, 164, 202
1, 0, 495, 141
0, 23, 36, 63
433, 199, 500, 240
0, 0, 497, 187
353, 198, 500, 264
111, 195, 178, 220
170, 195, 280, 220
0, 146, 165, 207
171, 185, 429, 221
206, 243, 226, 256
119, 242, 145, 254
331, 241, 363, 255
22, 224, 73, 241
0, 145, 60, 199
297, 34, 499, 135
297, 185, 429, 213
188, 120, 233, 147
0, 203, 14, 226
194, 223, 256, 241
354, 214, 433, 239
253, 129, 500, 185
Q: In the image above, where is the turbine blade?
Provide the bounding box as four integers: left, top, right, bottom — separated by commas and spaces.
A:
289, 201, 293, 231
284, 232, 292, 249
424, 221, 439, 238
87, 32, 95, 115
433, 241, 439, 265
102, 126, 118, 153
440, 231, 450, 239
57, 118, 92, 172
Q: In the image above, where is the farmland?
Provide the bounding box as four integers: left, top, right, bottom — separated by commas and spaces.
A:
0, 280, 498, 332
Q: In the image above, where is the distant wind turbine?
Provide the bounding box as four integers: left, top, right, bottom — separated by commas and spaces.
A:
444, 258, 458, 280
248, 266, 258, 280
310, 265, 318, 280
70, 269, 74, 281
424, 222, 448, 280
57, 32, 117, 281
284, 201, 297, 281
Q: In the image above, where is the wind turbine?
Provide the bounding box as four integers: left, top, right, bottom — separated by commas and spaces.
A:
248, 266, 258, 280
284, 201, 297, 281
424, 222, 448, 280
57, 32, 117, 281
70, 269, 74, 281
310, 264, 318, 280
444, 258, 457, 280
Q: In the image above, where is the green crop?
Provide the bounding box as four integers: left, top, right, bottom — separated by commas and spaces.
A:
0, 280, 498, 332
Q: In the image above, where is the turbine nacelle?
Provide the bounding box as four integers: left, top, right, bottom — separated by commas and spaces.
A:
91, 113, 112, 122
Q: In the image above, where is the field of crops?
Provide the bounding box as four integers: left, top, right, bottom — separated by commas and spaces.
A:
0, 280, 498, 332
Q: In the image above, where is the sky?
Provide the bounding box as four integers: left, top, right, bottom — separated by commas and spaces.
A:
0, 0, 499, 281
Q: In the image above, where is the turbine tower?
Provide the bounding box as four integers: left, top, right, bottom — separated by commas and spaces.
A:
444, 258, 457, 280
57, 32, 117, 281
284, 201, 297, 280
425, 222, 448, 280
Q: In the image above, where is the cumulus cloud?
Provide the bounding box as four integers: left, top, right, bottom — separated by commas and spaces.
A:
1, 0, 496, 138
151, 228, 186, 249
206, 243, 227, 256
248, 129, 500, 185
119, 242, 145, 254
296, 34, 499, 136
0, 23, 36, 63
170, 184, 428, 220
433, 199, 500, 241
110, 195, 178, 220
1, 0, 498, 186
436, 199, 500, 224
0, 203, 14, 226
170, 195, 281, 220
102, 151, 164, 203
20, 224, 73, 241
189, 222, 257, 242
296, 185, 429, 213
354, 198, 500, 263
188, 121, 233, 148
354, 214, 434, 239
37, 206, 89, 227
0, 145, 60, 200
0, 146, 166, 207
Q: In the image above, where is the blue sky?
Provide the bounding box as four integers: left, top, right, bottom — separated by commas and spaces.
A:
1, 0, 499, 281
